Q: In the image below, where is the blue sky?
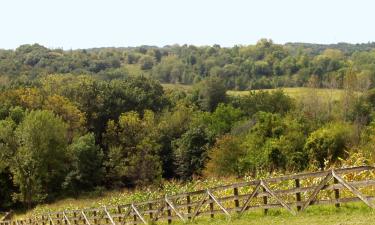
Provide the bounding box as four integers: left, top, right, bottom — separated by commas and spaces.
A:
0, 0, 374, 49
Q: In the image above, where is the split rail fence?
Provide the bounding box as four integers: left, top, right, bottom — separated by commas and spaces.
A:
1, 166, 374, 225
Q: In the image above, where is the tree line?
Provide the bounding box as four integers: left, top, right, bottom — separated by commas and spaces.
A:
1, 39, 375, 90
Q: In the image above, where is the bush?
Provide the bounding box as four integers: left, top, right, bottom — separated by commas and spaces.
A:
205, 135, 246, 177
304, 122, 354, 169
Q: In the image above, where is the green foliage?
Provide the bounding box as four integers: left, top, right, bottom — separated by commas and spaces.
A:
173, 125, 210, 180
199, 103, 243, 138
139, 55, 155, 70
2, 41, 375, 90
304, 122, 354, 169
194, 77, 227, 112
0, 168, 15, 209
156, 103, 195, 178
2, 40, 375, 211
205, 135, 246, 177
9, 110, 68, 207
104, 111, 162, 186
243, 112, 308, 173
233, 89, 294, 116
64, 133, 104, 195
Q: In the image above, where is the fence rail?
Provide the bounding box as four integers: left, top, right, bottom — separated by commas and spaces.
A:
1, 166, 374, 225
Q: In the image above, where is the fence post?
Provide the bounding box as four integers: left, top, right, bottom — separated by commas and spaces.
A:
334, 177, 340, 208
104, 208, 109, 224
209, 194, 214, 218
263, 187, 268, 215
42, 215, 46, 225
72, 212, 76, 225
133, 214, 137, 225
49, 214, 53, 225
117, 206, 122, 224
187, 194, 192, 220
148, 203, 153, 220
234, 187, 240, 212
167, 206, 172, 224
93, 210, 97, 224
295, 178, 302, 211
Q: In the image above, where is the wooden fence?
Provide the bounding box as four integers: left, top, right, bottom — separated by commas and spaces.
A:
1, 166, 374, 225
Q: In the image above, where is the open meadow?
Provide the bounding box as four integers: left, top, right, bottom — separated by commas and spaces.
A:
227, 87, 347, 102
162, 84, 349, 102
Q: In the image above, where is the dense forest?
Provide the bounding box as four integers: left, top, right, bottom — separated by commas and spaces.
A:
1, 39, 375, 89
0, 39, 375, 210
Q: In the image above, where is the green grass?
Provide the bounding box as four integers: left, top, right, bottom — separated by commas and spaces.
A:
160, 83, 349, 102
227, 87, 347, 102
161, 83, 193, 91
175, 203, 375, 225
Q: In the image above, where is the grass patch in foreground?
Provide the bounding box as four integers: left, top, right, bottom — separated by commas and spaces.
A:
173, 203, 374, 225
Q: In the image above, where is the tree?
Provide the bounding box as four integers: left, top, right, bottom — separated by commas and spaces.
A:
200, 103, 243, 138
64, 133, 104, 195
157, 103, 194, 178
195, 77, 227, 112
242, 112, 308, 174
173, 125, 210, 180
139, 55, 155, 70
205, 135, 246, 177
104, 111, 162, 186
235, 89, 294, 117
0, 168, 15, 209
43, 95, 86, 142
0, 119, 18, 209
304, 122, 354, 169
5, 110, 69, 207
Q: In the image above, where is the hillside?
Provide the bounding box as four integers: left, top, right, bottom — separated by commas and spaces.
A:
8, 166, 375, 224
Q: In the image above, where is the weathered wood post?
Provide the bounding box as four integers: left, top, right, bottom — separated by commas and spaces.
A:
148, 203, 153, 219
117, 206, 122, 224
41, 215, 46, 225
263, 187, 268, 215
187, 194, 192, 220
167, 206, 172, 224
334, 177, 340, 208
73, 212, 77, 225
49, 214, 53, 225
93, 210, 97, 224
209, 194, 214, 218
133, 214, 137, 225
295, 178, 302, 211
234, 187, 240, 212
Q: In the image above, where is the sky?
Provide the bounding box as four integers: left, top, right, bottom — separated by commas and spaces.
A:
0, 0, 375, 49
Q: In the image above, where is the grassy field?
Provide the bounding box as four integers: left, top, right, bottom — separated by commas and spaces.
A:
161, 84, 348, 102
161, 83, 194, 91
227, 87, 347, 101
177, 203, 375, 225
